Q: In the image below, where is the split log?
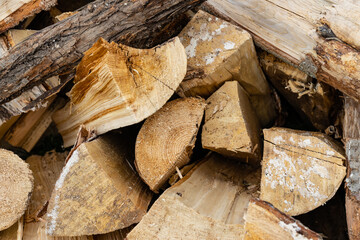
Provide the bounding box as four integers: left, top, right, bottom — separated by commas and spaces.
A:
343, 96, 360, 240
0, 115, 20, 139
244, 199, 322, 240
261, 127, 346, 216
3, 97, 65, 152
0, 0, 56, 33
93, 226, 133, 240
259, 51, 339, 131
177, 10, 276, 126
53, 37, 187, 147
202, 81, 261, 163
46, 134, 152, 236
135, 97, 205, 192
0, 29, 37, 58
0, 220, 23, 240
0, 0, 203, 124
203, 0, 360, 102
0, 149, 33, 231
127, 153, 261, 239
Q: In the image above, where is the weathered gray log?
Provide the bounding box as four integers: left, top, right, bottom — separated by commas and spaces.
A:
0, 0, 203, 123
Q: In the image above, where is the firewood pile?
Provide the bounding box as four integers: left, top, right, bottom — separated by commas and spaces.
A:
1, 0, 360, 239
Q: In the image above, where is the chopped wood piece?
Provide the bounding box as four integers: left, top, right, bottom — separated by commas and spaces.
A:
127, 153, 260, 239
202, 81, 261, 163
168, 163, 196, 186
244, 199, 322, 240
0, 221, 21, 240
94, 226, 133, 240
0, 0, 56, 33
53, 37, 187, 147
177, 10, 276, 126
54, 11, 78, 22
259, 51, 338, 130
26, 151, 68, 222
0, 0, 203, 124
3, 97, 65, 152
0, 115, 20, 139
203, 0, 360, 102
0, 149, 33, 231
46, 134, 152, 236
0, 29, 36, 58
261, 127, 346, 216
135, 97, 205, 192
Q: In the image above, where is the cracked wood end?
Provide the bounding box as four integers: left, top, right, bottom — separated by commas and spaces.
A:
244, 199, 322, 240
135, 97, 205, 192
46, 134, 152, 236
202, 81, 262, 164
127, 153, 261, 239
260, 127, 346, 216
53, 37, 187, 147
177, 10, 276, 126
0, 149, 33, 231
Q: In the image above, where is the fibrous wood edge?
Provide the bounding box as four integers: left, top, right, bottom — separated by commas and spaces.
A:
203, 0, 360, 102
127, 153, 261, 239
244, 199, 322, 240
202, 81, 261, 163
177, 10, 276, 126
261, 127, 346, 216
259, 51, 338, 131
0, 0, 56, 33
46, 134, 152, 236
0, 220, 21, 240
0, 0, 203, 124
53, 37, 187, 147
135, 97, 205, 192
0, 149, 33, 231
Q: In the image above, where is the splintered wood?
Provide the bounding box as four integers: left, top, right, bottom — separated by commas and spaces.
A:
53, 37, 187, 147
46, 134, 152, 236
135, 97, 205, 192
177, 10, 276, 126
244, 199, 322, 240
127, 153, 261, 239
261, 127, 346, 216
0, 149, 33, 231
202, 81, 261, 163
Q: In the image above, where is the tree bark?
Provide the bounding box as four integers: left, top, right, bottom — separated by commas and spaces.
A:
0, 0, 203, 123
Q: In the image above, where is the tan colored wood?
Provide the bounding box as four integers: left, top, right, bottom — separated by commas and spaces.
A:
0, 29, 36, 59
93, 226, 133, 240
0, 221, 20, 240
0, 115, 20, 139
127, 153, 260, 239
53, 37, 187, 147
0, 0, 56, 33
259, 51, 338, 130
203, 0, 360, 102
54, 11, 78, 22
261, 127, 346, 216
135, 97, 205, 192
177, 10, 276, 126
244, 199, 322, 240
0, 149, 33, 231
202, 81, 261, 163
3, 97, 65, 152
168, 163, 196, 186
46, 134, 152, 236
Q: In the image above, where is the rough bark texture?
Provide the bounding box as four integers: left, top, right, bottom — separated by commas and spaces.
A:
0, 0, 204, 123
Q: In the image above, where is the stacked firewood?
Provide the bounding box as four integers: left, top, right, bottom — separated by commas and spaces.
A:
1, 0, 359, 239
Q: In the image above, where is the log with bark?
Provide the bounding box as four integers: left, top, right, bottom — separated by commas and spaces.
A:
0, 0, 204, 124
203, 0, 360, 102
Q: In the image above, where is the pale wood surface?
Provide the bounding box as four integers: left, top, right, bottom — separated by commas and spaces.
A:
0, 149, 33, 231
135, 97, 205, 192
46, 134, 152, 236
261, 127, 346, 216
202, 81, 261, 163
244, 199, 322, 240
128, 153, 260, 239
53, 37, 187, 147
177, 10, 275, 126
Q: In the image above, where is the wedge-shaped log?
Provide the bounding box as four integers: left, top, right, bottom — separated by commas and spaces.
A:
46, 134, 152, 236
202, 81, 261, 163
0, 149, 33, 231
53, 37, 186, 147
127, 153, 261, 239
261, 127, 346, 216
177, 10, 276, 126
244, 199, 322, 240
259, 51, 338, 130
135, 97, 205, 192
